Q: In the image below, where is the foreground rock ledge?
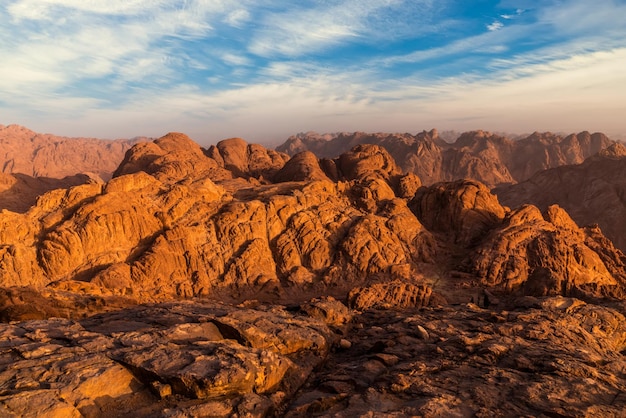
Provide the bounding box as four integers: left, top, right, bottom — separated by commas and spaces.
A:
2, 296, 626, 417
0, 299, 342, 418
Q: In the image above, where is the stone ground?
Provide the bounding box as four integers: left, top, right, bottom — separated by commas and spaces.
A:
2, 296, 626, 417
288, 297, 626, 417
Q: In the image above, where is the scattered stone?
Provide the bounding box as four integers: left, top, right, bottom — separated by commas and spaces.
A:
416, 324, 430, 340
150, 381, 172, 399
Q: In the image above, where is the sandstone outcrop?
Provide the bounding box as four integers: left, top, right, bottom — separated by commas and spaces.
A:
273, 151, 330, 183
0, 300, 339, 417
286, 297, 626, 417
467, 204, 626, 298
114, 132, 232, 183
1, 128, 626, 417
0, 172, 98, 213
335, 144, 401, 182
0, 134, 434, 310
0, 131, 623, 314
206, 137, 289, 180
348, 280, 433, 310
411, 179, 506, 246
411, 180, 626, 300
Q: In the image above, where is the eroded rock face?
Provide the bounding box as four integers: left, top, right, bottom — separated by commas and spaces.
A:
468, 204, 626, 298
496, 143, 626, 251
207, 137, 289, 179
348, 280, 433, 310
1, 129, 626, 417
409, 179, 626, 300
0, 136, 435, 308
0, 172, 99, 213
336, 144, 401, 182
0, 300, 339, 417
411, 179, 507, 246
1, 132, 624, 312
114, 132, 232, 183
286, 297, 626, 417
273, 151, 330, 183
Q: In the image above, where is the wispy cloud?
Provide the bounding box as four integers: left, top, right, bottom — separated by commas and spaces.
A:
248, 0, 440, 57
487, 21, 504, 31
248, 1, 387, 57
500, 8, 525, 19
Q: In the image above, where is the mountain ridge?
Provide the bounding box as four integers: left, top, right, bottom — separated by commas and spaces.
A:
0, 124, 148, 180
277, 129, 614, 187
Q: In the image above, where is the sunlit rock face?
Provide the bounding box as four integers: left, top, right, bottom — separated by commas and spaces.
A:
0, 300, 340, 417
495, 142, 626, 251
0, 133, 438, 313
1, 128, 626, 417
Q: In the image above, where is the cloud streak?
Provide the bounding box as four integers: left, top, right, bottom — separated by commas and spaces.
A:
0, 0, 625, 143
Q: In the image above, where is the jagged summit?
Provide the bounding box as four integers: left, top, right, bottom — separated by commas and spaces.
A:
277, 129, 615, 187
0, 130, 623, 314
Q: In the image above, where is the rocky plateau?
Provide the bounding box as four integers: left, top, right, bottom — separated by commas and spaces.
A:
1, 126, 626, 417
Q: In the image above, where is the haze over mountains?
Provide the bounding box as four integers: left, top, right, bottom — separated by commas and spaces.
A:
1, 125, 626, 416
278, 129, 613, 187
0, 124, 147, 212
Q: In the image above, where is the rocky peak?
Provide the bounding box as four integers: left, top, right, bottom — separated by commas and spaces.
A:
596, 142, 626, 159
273, 151, 330, 183
207, 137, 289, 179
153, 131, 205, 155
0, 124, 144, 180
1, 127, 626, 416
336, 144, 401, 182
411, 179, 506, 246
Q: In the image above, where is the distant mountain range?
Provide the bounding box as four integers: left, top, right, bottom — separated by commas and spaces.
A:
0, 124, 147, 180
0, 124, 147, 211
277, 129, 613, 187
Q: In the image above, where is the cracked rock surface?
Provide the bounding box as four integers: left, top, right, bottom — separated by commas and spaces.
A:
0, 299, 340, 417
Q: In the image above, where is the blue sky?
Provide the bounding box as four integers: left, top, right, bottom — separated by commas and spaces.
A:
1, 0, 625, 145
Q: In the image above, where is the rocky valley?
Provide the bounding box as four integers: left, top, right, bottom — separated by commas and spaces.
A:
1, 126, 626, 417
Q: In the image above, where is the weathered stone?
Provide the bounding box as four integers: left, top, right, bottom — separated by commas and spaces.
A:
0, 301, 337, 417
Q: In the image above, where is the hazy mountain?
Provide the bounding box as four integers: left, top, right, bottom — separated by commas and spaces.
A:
0, 124, 147, 180
495, 142, 626, 251
277, 129, 613, 187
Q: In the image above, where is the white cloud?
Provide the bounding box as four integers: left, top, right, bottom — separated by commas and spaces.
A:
221, 53, 251, 67
225, 9, 251, 27
487, 21, 504, 31
381, 22, 531, 66
0, 0, 258, 97
7, 46, 624, 145
500, 8, 524, 19
370, 48, 626, 135
540, 0, 626, 35
7, 0, 161, 20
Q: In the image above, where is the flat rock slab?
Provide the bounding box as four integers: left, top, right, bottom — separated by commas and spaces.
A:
0, 300, 336, 417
